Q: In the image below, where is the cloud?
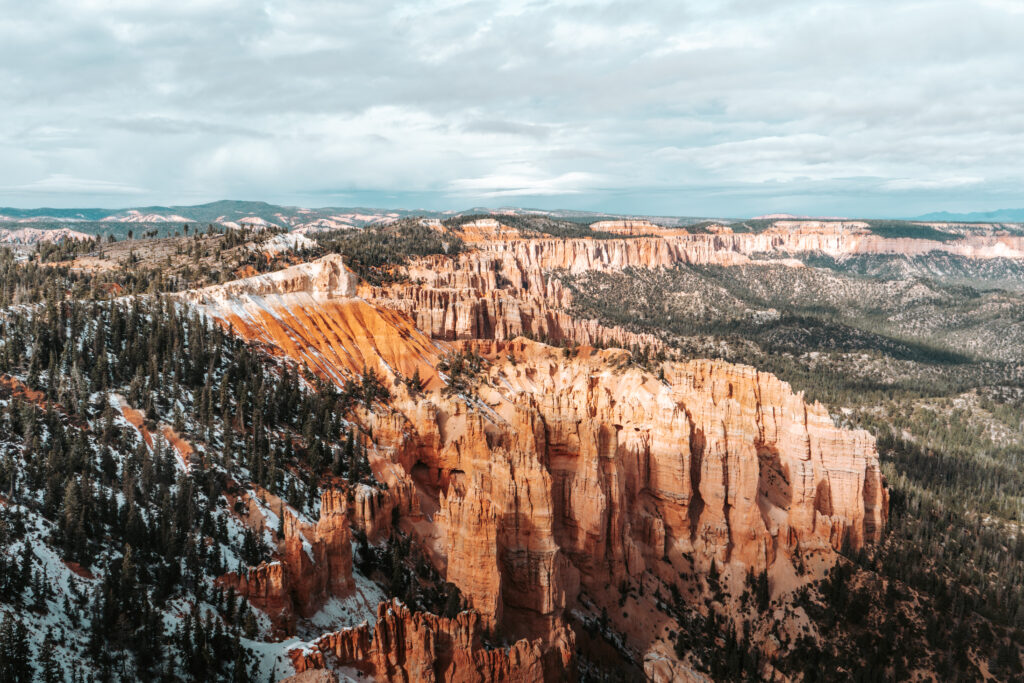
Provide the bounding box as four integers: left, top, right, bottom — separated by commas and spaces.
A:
461, 119, 553, 140
0, 0, 1022, 215
448, 170, 602, 197
103, 116, 265, 138
7, 174, 147, 196
883, 177, 985, 192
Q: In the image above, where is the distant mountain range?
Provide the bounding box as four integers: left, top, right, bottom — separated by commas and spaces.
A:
4, 199, 1024, 228
914, 208, 1024, 222
0, 200, 416, 228
0, 200, 714, 232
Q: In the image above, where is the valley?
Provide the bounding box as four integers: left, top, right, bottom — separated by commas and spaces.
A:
0, 210, 1022, 681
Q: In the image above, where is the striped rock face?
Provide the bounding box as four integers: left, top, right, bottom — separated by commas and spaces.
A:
183, 247, 887, 681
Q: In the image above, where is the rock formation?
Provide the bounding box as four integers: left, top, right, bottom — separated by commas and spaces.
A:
288, 599, 570, 682
218, 488, 355, 632
181, 240, 890, 680
364, 340, 885, 642
188, 254, 359, 304
442, 221, 1024, 275
186, 255, 445, 388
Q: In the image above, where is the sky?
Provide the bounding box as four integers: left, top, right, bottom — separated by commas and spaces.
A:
1, 0, 1022, 217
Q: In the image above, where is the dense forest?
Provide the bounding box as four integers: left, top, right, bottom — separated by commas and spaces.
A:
314, 219, 465, 284
0, 275, 447, 680
443, 213, 623, 239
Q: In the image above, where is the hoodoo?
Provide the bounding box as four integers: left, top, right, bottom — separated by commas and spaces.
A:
10, 206, 1024, 681
5, 0, 1023, 675
178, 241, 888, 680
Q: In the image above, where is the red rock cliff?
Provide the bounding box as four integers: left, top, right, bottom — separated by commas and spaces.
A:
218, 488, 355, 632
186, 249, 888, 678
289, 599, 570, 682
373, 339, 885, 641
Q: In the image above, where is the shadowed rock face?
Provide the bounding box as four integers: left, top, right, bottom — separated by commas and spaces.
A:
217, 488, 354, 634
187, 248, 887, 680
386, 340, 885, 639
289, 599, 569, 683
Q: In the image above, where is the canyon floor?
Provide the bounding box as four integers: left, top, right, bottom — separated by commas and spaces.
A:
0, 213, 1022, 681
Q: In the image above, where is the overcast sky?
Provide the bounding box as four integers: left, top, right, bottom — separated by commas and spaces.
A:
1, 0, 1022, 217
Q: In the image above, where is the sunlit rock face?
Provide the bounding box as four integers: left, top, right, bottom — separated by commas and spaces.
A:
184, 238, 887, 680
216, 488, 355, 634
411, 340, 885, 629
289, 599, 570, 683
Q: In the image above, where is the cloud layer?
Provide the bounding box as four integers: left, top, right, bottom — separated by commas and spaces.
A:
2, 0, 1022, 216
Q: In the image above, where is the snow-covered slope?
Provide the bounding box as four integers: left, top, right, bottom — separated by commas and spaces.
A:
101, 210, 192, 223
0, 227, 93, 244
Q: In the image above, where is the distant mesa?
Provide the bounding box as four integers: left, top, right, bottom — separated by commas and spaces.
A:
752, 213, 803, 220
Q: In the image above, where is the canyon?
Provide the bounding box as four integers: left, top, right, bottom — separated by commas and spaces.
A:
184, 218, 899, 680
5, 211, 1023, 681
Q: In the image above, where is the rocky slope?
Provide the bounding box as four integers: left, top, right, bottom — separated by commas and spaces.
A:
186, 254, 446, 388
289, 600, 564, 682
185, 250, 888, 680
353, 218, 1024, 372
216, 487, 355, 634
10, 213, 1024, 681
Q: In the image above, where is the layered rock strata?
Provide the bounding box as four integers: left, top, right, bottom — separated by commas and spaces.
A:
187, 255, 445, 388
217, 489, 354, 632
288, 599, 570, 682
370, 340, 886, 639
183, 249, 888, 679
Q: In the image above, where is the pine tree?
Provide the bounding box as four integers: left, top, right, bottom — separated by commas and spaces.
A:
38, 630, 64, 683
408, 367, 424, 395
0, 613, 32, 682
757, 569, 770, 612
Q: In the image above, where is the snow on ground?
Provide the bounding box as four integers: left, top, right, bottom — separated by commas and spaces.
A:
247, 489, 284, 548
258, 232, 317, 255
0, 227, 93, 244
243, 633, 302, 682
298, 563, 387, 639
291, 218, 357, 234
0, 504, 102, 682
246, 562, 385, 680
238, 216, 281, 231
101, 210, 191, 223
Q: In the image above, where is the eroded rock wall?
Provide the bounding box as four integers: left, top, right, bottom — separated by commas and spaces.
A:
289, 599, 569, 682
217, 488, 355, 632
184, 250, 888, 680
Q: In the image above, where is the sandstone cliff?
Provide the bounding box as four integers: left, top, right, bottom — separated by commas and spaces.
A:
288, 599, 570, 682
364, 220, 1024, 371
218, 488, 355, 632
187, 255, 446, 389
448, 219, 1024, 273
181, 247, 888, 680
365, 340, 886, 642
